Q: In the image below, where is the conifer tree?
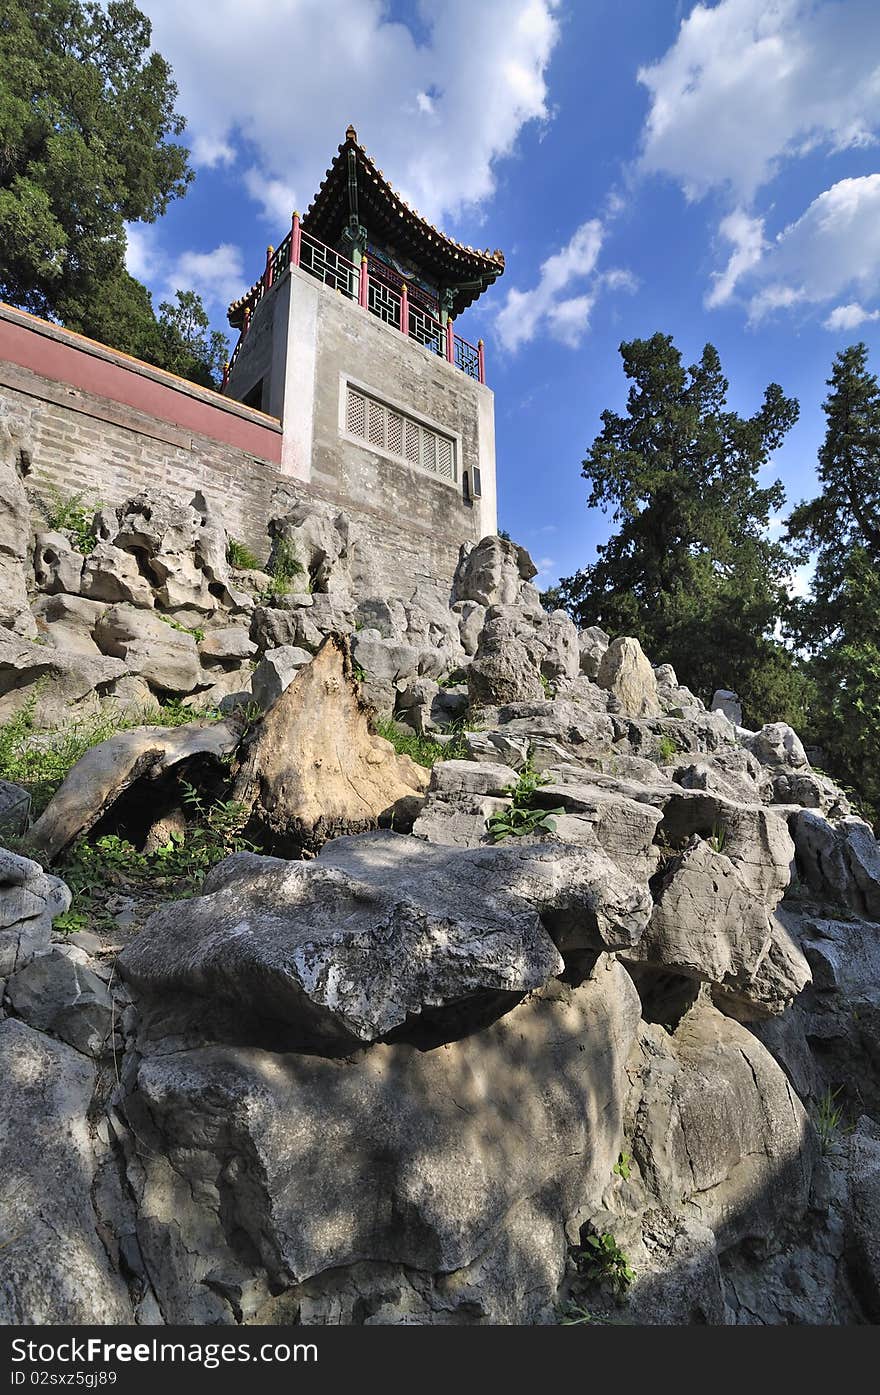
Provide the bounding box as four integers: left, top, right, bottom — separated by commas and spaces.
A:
557, 333, 807, 725
788, 343, 880, 820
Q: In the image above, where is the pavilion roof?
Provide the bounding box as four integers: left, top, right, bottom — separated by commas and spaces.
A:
227, 126, 504, 325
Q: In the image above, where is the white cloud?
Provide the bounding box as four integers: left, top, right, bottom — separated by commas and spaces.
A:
743, 175, 880, 320
639, 0, 880, 201
168, 244, 246, 310
705, 208, 765, 307
139, 0, 560, 227
243, 169, 298, 227
190, 134, 236, 168
495, 220, 606, 351
824, 302, 880, 331
125, 226, 246, 313
123, 224, 161, 282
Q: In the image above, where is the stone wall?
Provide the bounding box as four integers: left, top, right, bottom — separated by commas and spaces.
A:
0, 358, 283, 561
0, 296, 494, 598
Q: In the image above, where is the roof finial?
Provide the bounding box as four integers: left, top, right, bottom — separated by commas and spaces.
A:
345, 123, 358, 142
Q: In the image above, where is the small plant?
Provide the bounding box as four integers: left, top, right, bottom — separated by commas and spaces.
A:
352, 662, 368, 684
557, 1301, 598, 1326
612, 1151, 632, 1181
486, 804, 563, 842
158, 614, 206, 644
265, 538, 304, 596
707, 821, 727, 853
539, 671, 553, 697
814, 1085, 845, 1155
572, 1231, 635, 1297
486, 757, 565, 843
655, 734, 679, 763
52, 907, 90, 936
227, 538, 261, 570
38, 486, 99, 555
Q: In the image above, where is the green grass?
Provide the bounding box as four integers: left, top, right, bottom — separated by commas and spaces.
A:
226, 538, 262, 570
0, 693, 222, 817
51, 787, 259, 934
158, 614, 205, 644
374, 717, 469, 768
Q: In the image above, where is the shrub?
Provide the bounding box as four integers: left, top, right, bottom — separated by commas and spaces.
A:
37, 486, 99, 555
375, 717, 468, 769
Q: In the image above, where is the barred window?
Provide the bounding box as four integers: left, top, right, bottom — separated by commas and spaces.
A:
345, 385, 457, 485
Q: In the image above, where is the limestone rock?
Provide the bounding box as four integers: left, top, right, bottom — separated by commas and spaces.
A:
0, 780, 30, 837
468, 611, 544, 707
0, 1019, 131, 1323
119, 834, 569, 1050
0, 413, 36, 638
33, 592, 107, 656
625, 999, 815, 1251
94, 604, 202, 695
792, 811, 880, 920
452, 535, 537, 608
596, 637, 663, 718
123, 961, 641, 1321
32, 529, 85, 596
578, 625, 609, 679
7, 946, 114, 1057
29, 718, 243, 862
198, 625, 256, 665
0, 846, 69, 976
745, 721, 809, 771
231, 635, 428, 853
0, 627, 127, 726
81, 541, 154, 608
711, 688, 743, 725
631, 838, 809, 1017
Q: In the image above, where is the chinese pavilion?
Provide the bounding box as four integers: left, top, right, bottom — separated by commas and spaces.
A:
222, 126, 504, 544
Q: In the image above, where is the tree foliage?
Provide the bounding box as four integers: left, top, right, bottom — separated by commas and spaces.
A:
788, 343, 880, 821
556, 334, 807, 726
0, 0, 192, 321
156, 291, 229, 389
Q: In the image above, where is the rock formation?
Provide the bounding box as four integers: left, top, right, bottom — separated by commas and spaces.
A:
2, 442, 880, 1326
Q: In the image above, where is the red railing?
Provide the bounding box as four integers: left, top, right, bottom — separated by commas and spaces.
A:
222, 214, 486, 390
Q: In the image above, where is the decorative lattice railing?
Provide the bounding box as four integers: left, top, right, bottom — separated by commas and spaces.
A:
223, 216, 485, 390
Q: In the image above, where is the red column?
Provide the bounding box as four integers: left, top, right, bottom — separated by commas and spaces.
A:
445, 321, 454, 364
399, 282, 409, 336
291, 212, 302, 268
359, 259, 369, 309
478, 338, 485, 385
221, 361, 229, 391
264, 245, 274, 290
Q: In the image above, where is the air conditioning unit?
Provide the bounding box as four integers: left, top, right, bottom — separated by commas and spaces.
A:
464, 467, 482, 501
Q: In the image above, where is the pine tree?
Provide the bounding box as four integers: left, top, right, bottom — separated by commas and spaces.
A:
788, 343, 880, 821
557, 333, 807, 725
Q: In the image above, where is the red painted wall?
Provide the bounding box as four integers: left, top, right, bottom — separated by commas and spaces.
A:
0, 306, 282, 464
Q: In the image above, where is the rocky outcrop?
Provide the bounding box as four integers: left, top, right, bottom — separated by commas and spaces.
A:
4, 485, 880, 1326
0, 1019, 131, 1323
0, 846, 69, 976
597, 636, 663, 717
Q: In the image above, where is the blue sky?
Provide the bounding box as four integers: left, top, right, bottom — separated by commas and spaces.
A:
129, 0, 880, 590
